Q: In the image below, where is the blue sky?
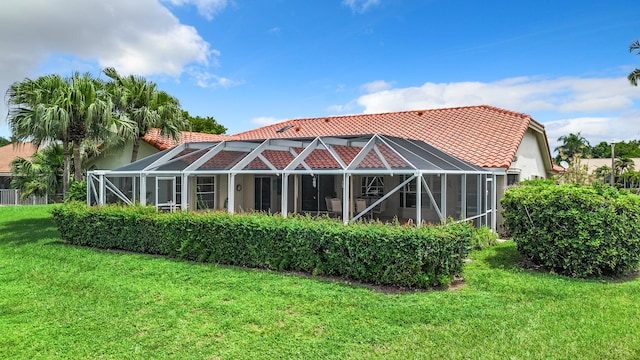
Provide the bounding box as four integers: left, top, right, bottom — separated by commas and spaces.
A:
1, 0, 640, 151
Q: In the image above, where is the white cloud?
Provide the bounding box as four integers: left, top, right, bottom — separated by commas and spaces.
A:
0, 0, 231, 137
344, 76, 640, 151
545, 111, 640, 151
162, 0, 229, 20
188, 68, 243, 88
361, 80, 393, 93
251, 116, 282, 126
342, 0, 381, 13
354, 76, 640, 115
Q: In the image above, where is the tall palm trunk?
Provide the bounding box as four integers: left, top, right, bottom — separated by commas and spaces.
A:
73, 142, 83, 182
62, 140, 71, 195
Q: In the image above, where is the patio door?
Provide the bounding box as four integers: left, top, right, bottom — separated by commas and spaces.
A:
255, 177, 271, 211
301, 175, 335, 212
156, 177, 177, 211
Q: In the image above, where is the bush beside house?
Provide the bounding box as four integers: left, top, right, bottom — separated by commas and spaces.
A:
501, 183, 640, 277
52, 203, 479, 288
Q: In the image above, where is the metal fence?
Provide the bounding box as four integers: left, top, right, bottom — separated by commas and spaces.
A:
0, 189, 48, 206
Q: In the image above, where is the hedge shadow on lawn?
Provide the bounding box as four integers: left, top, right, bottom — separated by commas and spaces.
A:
484, 241, 640, 283
0, 216, 60, 246
483, 242, 522, 271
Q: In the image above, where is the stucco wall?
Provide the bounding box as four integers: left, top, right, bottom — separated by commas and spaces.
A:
509, 129, 547, 181
90, 141, 160, 170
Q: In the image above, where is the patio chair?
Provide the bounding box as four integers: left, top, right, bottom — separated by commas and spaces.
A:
372, 199, 386, 220
329, 198, 342, 217
355, 198, 369, 219
325, 196, 333, 213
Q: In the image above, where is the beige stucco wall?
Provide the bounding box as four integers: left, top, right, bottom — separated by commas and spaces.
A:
509, 129, 547, 181
90, 141, 159, 170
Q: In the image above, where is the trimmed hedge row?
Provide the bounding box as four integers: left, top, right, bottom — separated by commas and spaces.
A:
502, 183, 640, 278
51, 203, 476, 288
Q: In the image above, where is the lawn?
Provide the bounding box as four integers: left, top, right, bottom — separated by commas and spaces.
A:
1, 206, 640, 359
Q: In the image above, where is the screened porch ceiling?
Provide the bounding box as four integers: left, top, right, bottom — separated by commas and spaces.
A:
112, 134, 487, 175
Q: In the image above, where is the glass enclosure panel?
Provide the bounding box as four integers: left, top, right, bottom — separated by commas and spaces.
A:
466, 174, 480, 218
447, 174, 463, 219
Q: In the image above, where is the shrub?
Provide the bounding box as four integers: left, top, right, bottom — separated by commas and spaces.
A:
470, 226, 498, 250
51, 204, 479, 288
501, 183, 640, 277
64, 181, 87, 203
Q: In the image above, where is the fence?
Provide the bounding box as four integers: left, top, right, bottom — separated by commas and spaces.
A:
0, 189, 48, 206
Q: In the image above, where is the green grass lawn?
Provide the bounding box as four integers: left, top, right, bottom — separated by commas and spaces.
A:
1, 206, 640, 359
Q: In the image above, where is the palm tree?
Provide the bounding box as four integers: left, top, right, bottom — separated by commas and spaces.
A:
66, 72, 135, 181
615, 156, 635, 174
103, 67, 188, 162
10, 143, 64, 200
7, 74, 72, 192
555, 133, 591, 164
629, 40, 640, 86
7, 73, 134, 192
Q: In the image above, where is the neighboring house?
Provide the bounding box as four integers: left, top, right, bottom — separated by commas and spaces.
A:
88, 105, 558, 232
0, 142, 48, 206
582, 158, 640, 174
0, 142, 39, 189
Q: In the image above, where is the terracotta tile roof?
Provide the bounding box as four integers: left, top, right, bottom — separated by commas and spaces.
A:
232, 105, 545, 169
143, 129, 232, 151
0, 143, 39, 174
143, 105, 554, 170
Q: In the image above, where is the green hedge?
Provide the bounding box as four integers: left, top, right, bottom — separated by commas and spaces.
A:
501, 183, 640, 278
51, 203, 476, 288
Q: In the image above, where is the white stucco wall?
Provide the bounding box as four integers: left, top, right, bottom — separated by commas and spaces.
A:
509, 129, 547, 180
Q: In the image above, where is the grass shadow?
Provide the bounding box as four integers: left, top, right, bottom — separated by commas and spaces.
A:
481, 241, 523, 271
0, 216, 61, 246
482, 241, 640, 284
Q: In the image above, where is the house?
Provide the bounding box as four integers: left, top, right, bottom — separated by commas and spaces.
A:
582, 157, 640, 174
88, 105, 559, 232
0, 142, 39, 189
0, 142, 48, 205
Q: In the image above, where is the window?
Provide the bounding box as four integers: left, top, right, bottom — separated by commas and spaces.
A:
507, 173, 519, 186
400, 175, 442, 209
399, 175, 416, 208
361, 176, 384, 197
196, 176, 215, 210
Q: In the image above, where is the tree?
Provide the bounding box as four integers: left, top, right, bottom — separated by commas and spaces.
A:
629, 39, 640, 86
590, 141, 611, 158
615, 156, 635, 175
0, 137, 10, 147
66, 72, 128, 182
555, 133, 590, 164
10, 143, 64, 200
556, 153, 593, 185
593, 165, 611, 183
103, 67, 188, 162
183, 111, 226, 134
7, 74, 73, 193
6, 73, 134, 193
614, 140, 640, 158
